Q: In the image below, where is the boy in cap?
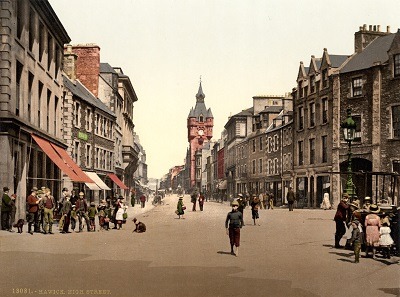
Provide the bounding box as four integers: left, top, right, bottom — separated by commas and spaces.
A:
349, 219, 362, 263
132, 218, 146, 233
225, 200, 244, 256
88, 202, 98, 232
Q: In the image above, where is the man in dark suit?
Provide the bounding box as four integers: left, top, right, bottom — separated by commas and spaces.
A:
1, 187, 12, 231
286, 187, 296, 211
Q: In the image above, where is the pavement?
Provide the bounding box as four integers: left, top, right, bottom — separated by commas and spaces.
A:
0, 194, 398, 297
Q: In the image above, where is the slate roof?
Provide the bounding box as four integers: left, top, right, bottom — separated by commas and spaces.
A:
329, 55, 350, 68
63, 75, 115, 117
341, 34, 395, 74
188, 82, 213, 118
259, 106, 283, 114
100, 63, 117, 74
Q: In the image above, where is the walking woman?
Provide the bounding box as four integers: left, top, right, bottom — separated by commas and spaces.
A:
176, 196, 185, 219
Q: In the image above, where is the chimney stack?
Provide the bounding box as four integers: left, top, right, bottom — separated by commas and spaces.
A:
354, 24, 392, 54
63, 44, 78, 82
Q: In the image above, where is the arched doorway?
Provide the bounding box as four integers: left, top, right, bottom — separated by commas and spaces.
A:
340, 158, 372, 199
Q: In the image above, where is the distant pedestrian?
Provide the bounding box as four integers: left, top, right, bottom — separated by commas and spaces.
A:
97, 200, 107, 231
334, 193, 349, 248
349, 219, 362, 263
251, 195, 261, 226
176, 196, 185, 219
130, 189, 136, 207
61, 194, 72, 234
225, 200, 244, 256
320, 192, 331, 210
140, 194, 146, 208
268, 192, 274, 210
237, 194, 246, 225
191, 191, 198, 211
10, 194, 17, 230
198, 193, 205, 211
133, 218, 146, 233
262, 192, 268, 209
286, 187, 295, 211
258, 193, 264, 210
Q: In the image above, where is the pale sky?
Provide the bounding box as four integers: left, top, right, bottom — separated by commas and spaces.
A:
49, 0, 400, 179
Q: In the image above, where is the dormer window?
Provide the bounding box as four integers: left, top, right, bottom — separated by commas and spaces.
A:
310, 75, 316, 93
394, 54, 400, 77
322, 69, 328, 88
199, 115, 204, 122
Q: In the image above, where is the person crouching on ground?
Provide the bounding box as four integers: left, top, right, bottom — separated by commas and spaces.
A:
225, 200, 244, 256
349, 219, 362, 263
132, 218, 146, 233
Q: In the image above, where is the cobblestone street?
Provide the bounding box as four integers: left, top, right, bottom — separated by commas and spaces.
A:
0, 194, 398, 297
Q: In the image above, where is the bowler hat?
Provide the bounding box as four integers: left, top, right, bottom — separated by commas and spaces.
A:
90, 202, 95, 206
62, 187, 68, 192
3, 186, 9, 192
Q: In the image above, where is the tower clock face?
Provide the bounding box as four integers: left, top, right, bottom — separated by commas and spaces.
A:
198, 129, 204, 136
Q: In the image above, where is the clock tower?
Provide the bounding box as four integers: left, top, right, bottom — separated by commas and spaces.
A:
187, 81, 213, 188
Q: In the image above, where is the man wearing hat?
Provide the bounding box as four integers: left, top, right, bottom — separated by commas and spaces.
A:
61, 193, 72, 234
333, 193, 349, 248
75, 192, 90, 232
225, 199, 244, 256
1, 187, 12, 231
286, 187, 296, 211
41, 188, 55, 234
26, 187, 41, 235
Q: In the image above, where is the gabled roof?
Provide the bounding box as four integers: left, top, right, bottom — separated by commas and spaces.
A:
63, 75, 115, 117
329, 55, 350, 68
341, 33, 396, 74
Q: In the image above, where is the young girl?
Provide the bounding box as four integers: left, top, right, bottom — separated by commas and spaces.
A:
379, 222, 394, 259
88, 202, 98, 232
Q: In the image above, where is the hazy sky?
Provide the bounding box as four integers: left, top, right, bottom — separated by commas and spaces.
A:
49, 0, 400, 179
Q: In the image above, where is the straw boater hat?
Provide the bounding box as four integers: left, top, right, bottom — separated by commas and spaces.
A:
369, 204, 380, 214
231, 200, 239, 206
238, 193, 243, 198
31, 187, 38, 192
79, 192, 84, 196
364, 196, 371, 202
179, 196, 183, 200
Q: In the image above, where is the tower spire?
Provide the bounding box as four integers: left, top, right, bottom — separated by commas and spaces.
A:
196, 77, 205, 102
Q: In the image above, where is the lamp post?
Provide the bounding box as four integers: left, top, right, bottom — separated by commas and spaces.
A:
341, 108, 357, 200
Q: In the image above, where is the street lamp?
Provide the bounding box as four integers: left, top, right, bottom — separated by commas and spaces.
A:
341, 108, 357, 199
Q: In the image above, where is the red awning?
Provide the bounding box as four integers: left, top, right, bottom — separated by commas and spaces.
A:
32, 134, 93, 183
107, 173, 128, 190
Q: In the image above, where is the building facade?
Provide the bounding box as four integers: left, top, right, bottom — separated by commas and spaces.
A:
0, 0, 71, 221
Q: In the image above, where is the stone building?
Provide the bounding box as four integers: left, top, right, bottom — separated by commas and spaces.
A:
334, 25, 400, 205
0, 0, 85, 223
224, 107, 253, 197
187, 82, 213, 189
292, 50, 350, 208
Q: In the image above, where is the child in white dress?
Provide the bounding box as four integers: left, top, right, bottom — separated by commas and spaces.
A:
379, 222, 394, 259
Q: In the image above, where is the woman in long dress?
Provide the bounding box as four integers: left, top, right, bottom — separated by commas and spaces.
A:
364, 204, 381, 258
320, 193, 331, 210
176, 196, 185, 219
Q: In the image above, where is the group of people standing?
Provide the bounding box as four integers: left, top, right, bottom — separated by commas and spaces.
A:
334, 193, 395, 263
1, 185, 130, 234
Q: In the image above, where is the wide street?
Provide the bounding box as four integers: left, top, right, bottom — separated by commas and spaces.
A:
0, 194, 398, 297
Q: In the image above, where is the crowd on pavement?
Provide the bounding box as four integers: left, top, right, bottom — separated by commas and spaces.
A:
334, 192, 396, 263
0, 185, 153, 235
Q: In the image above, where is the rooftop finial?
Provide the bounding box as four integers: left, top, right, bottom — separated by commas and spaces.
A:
200, 75, 202, 83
